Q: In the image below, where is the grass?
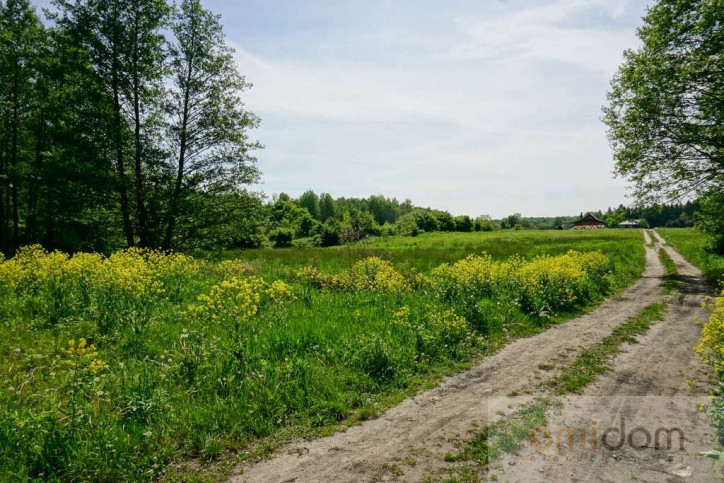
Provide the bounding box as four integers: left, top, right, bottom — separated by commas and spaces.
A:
224, 229, 646, 274
658, 228, 724, 288
0, 230, 646, 481
658, 248, 680, 294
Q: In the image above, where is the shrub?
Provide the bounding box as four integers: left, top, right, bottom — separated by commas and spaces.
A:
268, 228, 294, 248
696, 290, 724, 444
696, 290, 724, 377
320, 219, 341, 246
339, 257, 410, 294
454, 215, 474, 232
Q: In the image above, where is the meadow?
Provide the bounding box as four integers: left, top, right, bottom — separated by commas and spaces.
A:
657, 228, 724, 287
0, 230, 645, 480
225, 229, 643, 274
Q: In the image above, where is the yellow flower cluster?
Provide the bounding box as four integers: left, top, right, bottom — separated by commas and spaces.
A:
429, 250, 611, 313
266, 280, 296, 304
696, 290, 724, 375
0, 245, 69, 293
295, 257, 410, 294
0, 245, 200, 299
59, 338, 107, 374
391, 305, 411, 329
427, 308, 469, 345
146, 250, 198, 281
93, 248, 162, 296
187, 278, 261, 325
341, 257, 410, 293
430, 253, 512, 299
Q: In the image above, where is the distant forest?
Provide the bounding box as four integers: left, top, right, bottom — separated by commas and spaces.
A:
253, 190, 700, 249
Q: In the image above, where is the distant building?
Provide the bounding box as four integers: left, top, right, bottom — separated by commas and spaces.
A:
571, 213, 606, 230
619, 219, 642, 228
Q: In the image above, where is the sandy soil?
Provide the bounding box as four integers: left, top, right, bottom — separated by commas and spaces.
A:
230, 231, 718, 483
494, 231, 720, 482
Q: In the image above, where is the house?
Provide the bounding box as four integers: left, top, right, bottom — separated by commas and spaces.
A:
619, 219, 641, 228
571, 213, 606, 230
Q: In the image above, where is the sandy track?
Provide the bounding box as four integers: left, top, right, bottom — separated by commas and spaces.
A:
233, 233, 679, 483
495, 231, 720, 482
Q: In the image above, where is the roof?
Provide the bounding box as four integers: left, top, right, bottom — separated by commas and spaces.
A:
578, 213, 605, 223
619, 219, 641, 226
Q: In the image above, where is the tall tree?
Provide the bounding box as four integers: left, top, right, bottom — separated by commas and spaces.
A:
0, 0, 45, 253
298, 189, 320, 220
162, 0, 259, 249
125, 0, 168, 247
604, 0, 723, 205
319, 192, 336, 222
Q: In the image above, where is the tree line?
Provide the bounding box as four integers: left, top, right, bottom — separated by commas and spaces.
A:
254, 190, 703, 249
259, 191, 496, 248
0, 0, 260, 256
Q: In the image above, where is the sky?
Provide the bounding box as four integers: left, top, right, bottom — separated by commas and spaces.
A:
42, 0, 653, 218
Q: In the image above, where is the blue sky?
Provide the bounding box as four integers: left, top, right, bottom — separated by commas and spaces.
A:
43, 0, 652, 217
211, 0, 652, 217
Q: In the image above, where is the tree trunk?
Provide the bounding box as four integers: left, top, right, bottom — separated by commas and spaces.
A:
26, 110, 44, 243
131, 7, 149, 247
112, 47, 135, 247
0, 118, 6, 255
163, 58, 194, 250
10, 65, 20, 252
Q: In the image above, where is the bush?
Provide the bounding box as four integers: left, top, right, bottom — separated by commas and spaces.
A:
340, 211, 380, 244
268, 228, 294, 248
393, 213, 419, 237
433, 211, 456, 231
696, 289, 724, 444
454, 215, 474, 232
475, 218, 495, 232
320, 220, 341, 246
411, 209, 440, 232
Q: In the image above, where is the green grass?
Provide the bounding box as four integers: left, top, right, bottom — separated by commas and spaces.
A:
658, 248, 680, 294
0, 230, 647, 481
658, 228, 724, 288
224, 229, 646, 275
547, 302, 668, 394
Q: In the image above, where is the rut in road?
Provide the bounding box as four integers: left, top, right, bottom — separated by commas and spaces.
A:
495, 231, 719, 482
233, 232, 678, 482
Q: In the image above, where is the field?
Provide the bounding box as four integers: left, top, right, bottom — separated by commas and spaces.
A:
225, 229, 644, 274
657, 228, 724, 287
0, 230, 645, 480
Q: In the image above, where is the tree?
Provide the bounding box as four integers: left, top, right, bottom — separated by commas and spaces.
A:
298, 189, 320, 220
162, 0, 260, 249
453, 215, 473, 232
503, 213, 521, 229
319, 192, 336, 222
474, 216, 495, 232
604, 0, 723, 246
0, 0, 45, 253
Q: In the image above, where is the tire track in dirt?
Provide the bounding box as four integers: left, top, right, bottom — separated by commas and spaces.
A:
233, 233, 670, 483
495, 231, 720, 482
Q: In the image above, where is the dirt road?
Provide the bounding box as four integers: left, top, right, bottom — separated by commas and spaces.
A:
494, 231, 719, 482
232, 231, 719, 482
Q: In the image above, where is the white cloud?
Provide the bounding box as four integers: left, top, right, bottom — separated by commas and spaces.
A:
232, 0, 648, 217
